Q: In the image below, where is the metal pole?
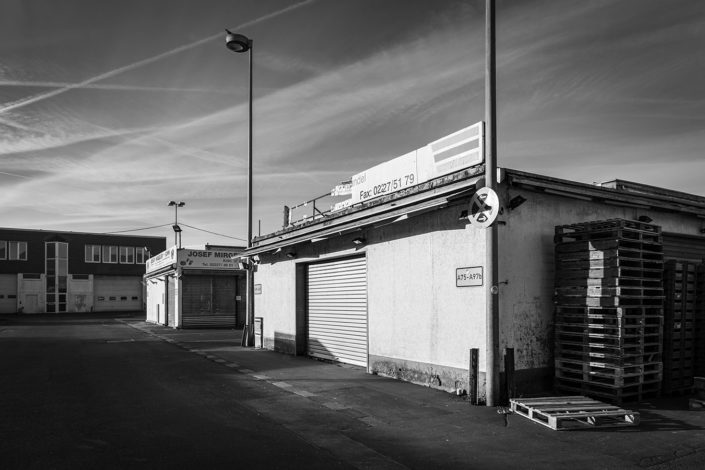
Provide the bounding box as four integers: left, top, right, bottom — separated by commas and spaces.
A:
485, 0, 500, 406
245, 40, 255, 347
173, 205, 178, 248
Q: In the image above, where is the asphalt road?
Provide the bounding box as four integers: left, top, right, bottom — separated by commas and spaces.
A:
0, 314, 351, 470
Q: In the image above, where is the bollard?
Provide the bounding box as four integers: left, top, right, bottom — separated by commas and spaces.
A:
469, 348, 479, 405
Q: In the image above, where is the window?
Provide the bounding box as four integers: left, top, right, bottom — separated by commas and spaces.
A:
136, 247, 149, 264
0, 241, 6, 259
119, 246, 135, 264
102, 246, 118, 263
23, 273, 41, 279
85, 245, 101, 263
9, 241, 27, 260
72, 274, 89, 280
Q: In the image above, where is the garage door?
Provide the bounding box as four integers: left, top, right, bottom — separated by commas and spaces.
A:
181, 275, 237, 328
0, 274, 17, 314
94, 276, 142, 312
307, 256, 367, 367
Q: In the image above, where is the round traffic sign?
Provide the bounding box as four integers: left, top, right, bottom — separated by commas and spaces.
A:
468, 187, 499, 228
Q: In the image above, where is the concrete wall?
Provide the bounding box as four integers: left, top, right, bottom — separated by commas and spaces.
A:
17, 274, 43, 313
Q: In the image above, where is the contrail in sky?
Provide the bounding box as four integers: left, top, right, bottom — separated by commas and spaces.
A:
0, 0, 316, 115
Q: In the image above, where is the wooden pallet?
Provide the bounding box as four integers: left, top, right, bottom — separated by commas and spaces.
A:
510, 396, 640, 430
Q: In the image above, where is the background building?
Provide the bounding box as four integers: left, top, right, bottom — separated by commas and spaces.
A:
145, 245, 245, 328
0, 228, 165, 314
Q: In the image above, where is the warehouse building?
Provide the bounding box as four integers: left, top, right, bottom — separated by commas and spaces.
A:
145, 245, 246, 328
0, 227, 165, 314
241, 123, 705, 398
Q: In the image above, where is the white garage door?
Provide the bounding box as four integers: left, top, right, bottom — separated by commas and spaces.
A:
94, 276, 142, 312
307, 256, 367, 367
0, 274, 17, 314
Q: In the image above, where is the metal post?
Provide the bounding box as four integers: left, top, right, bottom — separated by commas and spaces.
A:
245, 40, 255, 347
469, 348, 479, 405
173, 205, 178, 248
485, 0, 500, 406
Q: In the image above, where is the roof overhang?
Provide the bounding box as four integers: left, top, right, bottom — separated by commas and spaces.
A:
246, 170, 484, 256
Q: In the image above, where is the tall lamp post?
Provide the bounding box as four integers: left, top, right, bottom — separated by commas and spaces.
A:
225, 30, 255, 347
168, 200, 185, 248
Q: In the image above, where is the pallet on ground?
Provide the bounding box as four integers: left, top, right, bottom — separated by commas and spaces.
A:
556, 258, 664, 272
556, 295, 664, 307
510, 395, 640, 430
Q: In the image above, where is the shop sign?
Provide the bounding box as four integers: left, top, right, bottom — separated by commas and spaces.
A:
146, 247, 177, 273
351, 150, 418, 204
456, 266, 483, 287
178, 249, 241, 270
254, 284, 262, 294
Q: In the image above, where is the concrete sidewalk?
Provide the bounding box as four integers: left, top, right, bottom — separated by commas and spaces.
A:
123, 320, 705, 470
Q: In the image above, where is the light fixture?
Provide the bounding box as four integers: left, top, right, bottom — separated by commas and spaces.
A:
508, 195, 527, 210
167, 201, 186, 248
637, 215, 653, 223
458, 210, 469, 220
352, 237, 366, 245
286, 252, 297, 259
225, 30, 251, 53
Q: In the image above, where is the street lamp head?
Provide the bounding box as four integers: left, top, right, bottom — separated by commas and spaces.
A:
168, 201, 186, 207
225, 30, 251, 53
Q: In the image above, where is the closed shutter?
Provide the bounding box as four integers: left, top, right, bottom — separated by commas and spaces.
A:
663, 233, 705, 262
94, 276, 142, 312
0, 274, 17, 313
181, 275, 236, 328
307, 256, 367, 367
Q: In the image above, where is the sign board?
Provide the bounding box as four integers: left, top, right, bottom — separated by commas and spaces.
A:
330, 181, 352, 196
178, 249, 242, 270
254, 284, 262, 295
468, 187, 499, 228
456, 266, 483, 287
146, 247, 177, 273
350, 150, 418, 204
424, 122, 484, 180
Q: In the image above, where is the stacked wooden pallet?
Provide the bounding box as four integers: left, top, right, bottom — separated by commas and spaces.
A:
690, 377, 705, 410
662, 260, 698, 394
696, 265, 705, 378
553, 219, 664, 403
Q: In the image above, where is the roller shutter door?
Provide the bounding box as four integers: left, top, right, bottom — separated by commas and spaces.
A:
307, 256, 367, 367
181, 275, 237, 328
663, 233, 705, 262
94, 276, 142, 312
0, 274, 17, 313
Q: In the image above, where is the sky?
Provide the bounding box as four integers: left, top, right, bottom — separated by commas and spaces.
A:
1, 0, 703, 248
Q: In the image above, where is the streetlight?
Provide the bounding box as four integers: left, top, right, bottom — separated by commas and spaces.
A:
168, 200, 186, 248
225, 30, 255, 347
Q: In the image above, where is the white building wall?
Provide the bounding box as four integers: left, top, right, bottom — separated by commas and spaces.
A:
367, 213, 487, 377
146, 276, 166, 324
68, 275, 93, 312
